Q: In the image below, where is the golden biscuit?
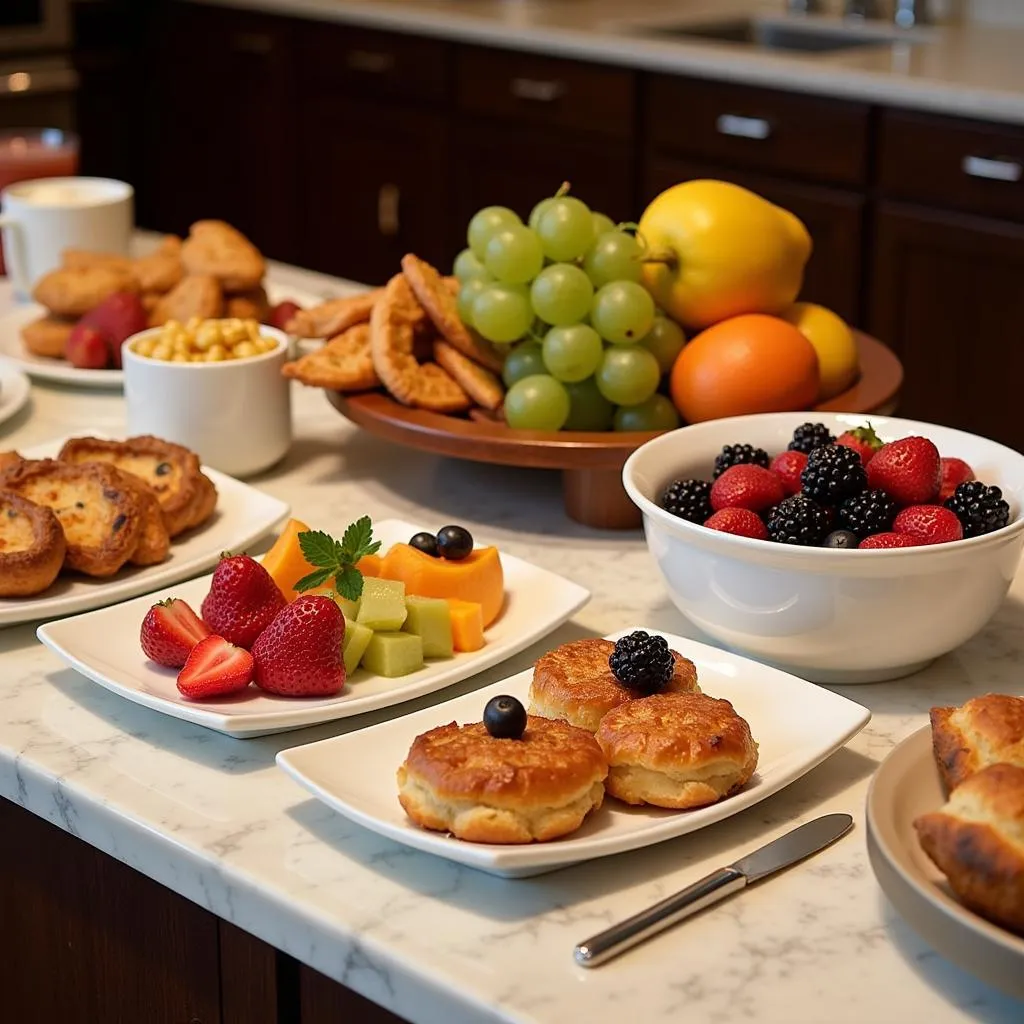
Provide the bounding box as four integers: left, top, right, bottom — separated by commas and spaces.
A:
597, 693, 759, 809
285, 289, 384, 338
433, 340, 504, 411
0, 491, 66, 597
529, 637, 700, 733
397, 715, 607, 844
32, 264, 138, 318
0, 451, 23, 472
370, 273, 470, 414
151, 275, 224, 327
61, 249, 134, 275
225, 284, 270, 322
108, 469, 170, 567
282, 324, 379, 392
181, 220, 264, 291
931, 694, 1024, 794
401, 254, 503, 373
132, 236, 184, 294
915, 762, 1024, 935
185, 471, 218, 533
21, 315, 74, 359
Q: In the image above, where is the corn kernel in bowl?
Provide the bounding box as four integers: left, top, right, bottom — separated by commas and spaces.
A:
131, 318, 278, 362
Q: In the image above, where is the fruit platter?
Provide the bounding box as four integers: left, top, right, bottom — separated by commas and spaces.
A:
285, 181, 902, 530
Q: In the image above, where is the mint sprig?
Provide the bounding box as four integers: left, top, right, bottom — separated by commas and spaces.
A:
294, 516, 381, 601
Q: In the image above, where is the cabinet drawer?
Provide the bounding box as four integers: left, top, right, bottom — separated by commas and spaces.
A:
456, 47, 634, 139
296, 23, 450, 104
878, 110, 1024, 223
647, 76, 870, 187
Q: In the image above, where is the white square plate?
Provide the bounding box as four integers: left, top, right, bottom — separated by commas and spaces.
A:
1, 435, 290, 627
37, 519, 590, 737
277, 629, 871, 877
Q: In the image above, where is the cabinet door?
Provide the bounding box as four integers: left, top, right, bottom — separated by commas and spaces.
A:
300, 964, 406, 1023
869, 201, 1024, 451
644, 156, 865, 325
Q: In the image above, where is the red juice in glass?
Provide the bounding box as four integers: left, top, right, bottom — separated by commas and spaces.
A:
0, 129, 79, 274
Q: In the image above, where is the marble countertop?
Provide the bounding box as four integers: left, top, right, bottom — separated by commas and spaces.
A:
192, 0, 1024, 124
1, 270, 1023, 1023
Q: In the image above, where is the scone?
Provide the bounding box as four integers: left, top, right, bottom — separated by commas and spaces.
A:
21, 315, 75, 359
180, 220, 264, 292
596, 692, 758, 809
529, 637, 699, 733
931, 694, 1024, 793
0, 491, 66, 596
397, 715, 607, 844
915, 762, 1024, 935
32, 264, 137, 318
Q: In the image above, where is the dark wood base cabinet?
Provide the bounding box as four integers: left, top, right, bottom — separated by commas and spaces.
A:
0, 797, 405, 1024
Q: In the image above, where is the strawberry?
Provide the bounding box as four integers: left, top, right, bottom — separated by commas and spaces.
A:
939, 457, 975, 502
79, 292, 148, 369
140, 598, 211, 667
704, 508, 769, 540
201, 554, 287, 649
251, 595, 346, 697
769, 450, 807, 497
836, 424, 883, 466
865, 436, 940, 506
267, 300, 302, 331
859, 532, 917, 549
892, 504, 963, 545
710, 464, 784, 513
66, 323, 112, 369
176, 635, 254, 699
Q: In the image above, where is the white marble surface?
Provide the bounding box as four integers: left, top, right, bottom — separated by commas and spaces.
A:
1, 273, 1023, 1022
193, 0, 1024, 124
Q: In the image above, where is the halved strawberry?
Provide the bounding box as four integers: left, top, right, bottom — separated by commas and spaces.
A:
176, 635, 254, 699
140, 598, 211, 668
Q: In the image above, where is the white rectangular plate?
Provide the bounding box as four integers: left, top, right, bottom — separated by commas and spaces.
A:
37, 519, 590, 737
277, 630, 871, 877
1, 435, 290, 627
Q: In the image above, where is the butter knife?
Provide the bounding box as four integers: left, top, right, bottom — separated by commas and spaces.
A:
574, 812, 853, 968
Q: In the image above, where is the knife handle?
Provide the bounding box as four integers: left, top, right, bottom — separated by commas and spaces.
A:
573, 867, 747, 968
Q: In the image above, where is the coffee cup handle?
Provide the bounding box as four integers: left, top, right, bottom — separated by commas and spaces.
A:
0, 214, 27, 289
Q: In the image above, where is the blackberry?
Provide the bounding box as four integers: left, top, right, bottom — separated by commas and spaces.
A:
609, 631, 674, 694
836, 488, 898, 538
944, 482, 1010, 538
800, 444, 867, 505
661, 478, 712, 524
713, 443, 770, 479
787, 422, 835, 454
766, 495, 831, 546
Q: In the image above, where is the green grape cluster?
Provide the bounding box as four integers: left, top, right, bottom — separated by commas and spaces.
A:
453, 193, 687, 433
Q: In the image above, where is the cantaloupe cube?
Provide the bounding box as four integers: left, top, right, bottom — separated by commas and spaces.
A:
356, 554, 382, 577
447, 599, 485, 652
260, 517, 311, 601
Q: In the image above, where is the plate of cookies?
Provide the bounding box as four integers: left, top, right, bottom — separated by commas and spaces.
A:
866, 694, 1024, 999
0, 432, 289, 626
277, 629, 871, 877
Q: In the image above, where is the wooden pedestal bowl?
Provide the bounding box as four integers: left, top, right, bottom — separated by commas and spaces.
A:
327, 331, 903, 530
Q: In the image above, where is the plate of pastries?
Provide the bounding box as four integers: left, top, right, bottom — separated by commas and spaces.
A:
0, 433, 289, 627
277, 628, 871, 877
866, 693, 1024, 999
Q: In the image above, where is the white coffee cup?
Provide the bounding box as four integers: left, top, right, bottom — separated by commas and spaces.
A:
0, 176, 134, 299
122, 326, 293, 479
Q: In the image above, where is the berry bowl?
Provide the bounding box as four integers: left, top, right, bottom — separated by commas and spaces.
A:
622, 412, 1024, 684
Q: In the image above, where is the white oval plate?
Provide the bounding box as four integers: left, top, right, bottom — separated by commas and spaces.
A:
0, 360, 31, 427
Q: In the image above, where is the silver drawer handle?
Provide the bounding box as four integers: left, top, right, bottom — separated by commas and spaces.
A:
716, 114, 772, 140
510, 77, 565, 103
962, 155, 1022, 183
346, 50, 395, 74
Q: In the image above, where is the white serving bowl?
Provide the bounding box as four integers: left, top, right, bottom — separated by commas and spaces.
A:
623, 412, 1024, 684
122, 324, 292, 478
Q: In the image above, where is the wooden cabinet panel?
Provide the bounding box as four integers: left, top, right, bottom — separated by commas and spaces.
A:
644, 155, 865, 325
300, 964, 406, 1023
647, 76, 870, 187
869, 201, 1024, 450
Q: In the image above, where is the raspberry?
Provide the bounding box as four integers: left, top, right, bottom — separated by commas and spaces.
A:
704, 507, 769, 540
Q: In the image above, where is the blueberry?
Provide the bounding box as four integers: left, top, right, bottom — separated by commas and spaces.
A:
483, 695, 527, 739
823, 529, 859, 549
436, 524, 473, 561
409, 531, 440, 557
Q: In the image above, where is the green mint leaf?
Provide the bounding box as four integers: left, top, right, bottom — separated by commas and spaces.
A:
363, 539, 382, 557
298, 530, 342, 570
293, 567, 334, 593
334, 565, 365, 602
340, 516, 374, 562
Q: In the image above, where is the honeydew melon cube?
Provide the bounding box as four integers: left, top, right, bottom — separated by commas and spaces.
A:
402, 595, 454, 659
356, 578, 407, 631
342, 617, 374, 675
361, 632, 424, 678
311, 586, 359, 620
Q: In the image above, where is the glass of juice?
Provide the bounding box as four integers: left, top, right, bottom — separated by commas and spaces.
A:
0, 129, 79, 275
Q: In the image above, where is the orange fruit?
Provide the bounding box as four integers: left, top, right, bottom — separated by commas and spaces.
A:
669, 313, 819, 423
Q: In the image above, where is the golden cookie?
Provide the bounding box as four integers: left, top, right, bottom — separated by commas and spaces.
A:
285, 289, 384, 339
0, 451, 23, 472
370, 273, 470, 414
61, 249, 134, 275
282, 324, 379, 392
433, 340, 504, 411
225, 284, 270, 322
32, 265, 138, 318
151, 275, 224, 326
21, 315, 74, 359
401, 254, 503, 373
132, 237, 184, 294
180, 220, 264, 292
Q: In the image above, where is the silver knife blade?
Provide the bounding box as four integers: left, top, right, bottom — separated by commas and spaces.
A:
574, 812, 854, 968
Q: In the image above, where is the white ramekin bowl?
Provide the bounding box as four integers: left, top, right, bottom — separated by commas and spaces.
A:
122, 325, 291, 478
623, 412, 1024, 684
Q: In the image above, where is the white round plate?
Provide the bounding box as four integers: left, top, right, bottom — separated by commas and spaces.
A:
0, 360, 31, 428
866, 725, 1024, 999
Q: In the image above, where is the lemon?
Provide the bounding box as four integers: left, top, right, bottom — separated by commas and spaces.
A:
780, 302, 859, 400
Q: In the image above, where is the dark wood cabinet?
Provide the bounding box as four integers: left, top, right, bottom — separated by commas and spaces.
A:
300, 965, 406, 1023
